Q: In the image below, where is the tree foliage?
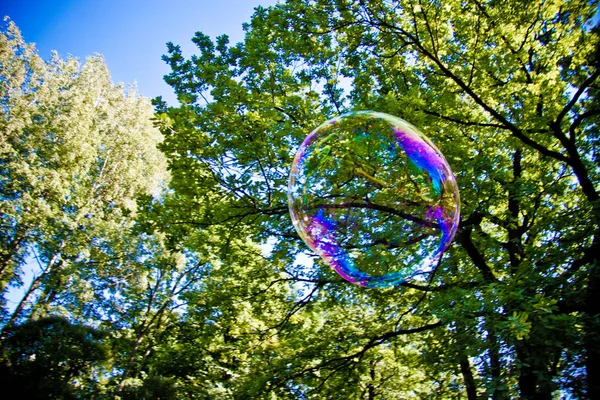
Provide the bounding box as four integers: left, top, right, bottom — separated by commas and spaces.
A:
0, 317, 108, 399
153, 0, 600, 398
0, 18, 178, 397
0, 18, 168, 327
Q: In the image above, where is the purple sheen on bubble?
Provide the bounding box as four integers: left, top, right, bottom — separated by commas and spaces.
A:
288, 111, 460, 288
394, 129, 447, 194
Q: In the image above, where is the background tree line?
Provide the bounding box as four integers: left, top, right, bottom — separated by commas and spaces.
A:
1, 0, 599, 397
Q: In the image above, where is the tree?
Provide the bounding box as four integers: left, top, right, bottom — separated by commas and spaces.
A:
155, 0, 600, 398
0, 18, 168, 328
0, 20, 185, 396
0, 317, 108, 399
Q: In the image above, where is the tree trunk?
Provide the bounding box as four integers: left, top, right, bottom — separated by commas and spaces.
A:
367, 362, 376, 400
3, 244, 64, 329
585, 242, 600, 398
486, 324, 507, 400
3, 271, 45, 330
516, 342, 556, 400
517, 344, 538, 399
459, 355, 477, 400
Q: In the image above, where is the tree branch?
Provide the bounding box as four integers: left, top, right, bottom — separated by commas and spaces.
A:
457, 212, 497, 282
554, 69, 600, 128
368, 17, 569, 163
423, 109, 507, 130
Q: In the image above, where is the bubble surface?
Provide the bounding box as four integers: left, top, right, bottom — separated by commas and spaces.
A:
288, 111, 460, 288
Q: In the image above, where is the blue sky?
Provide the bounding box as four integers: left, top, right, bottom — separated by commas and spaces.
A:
2, 0, 278, 105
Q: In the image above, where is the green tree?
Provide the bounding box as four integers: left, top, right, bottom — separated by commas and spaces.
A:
155, 0, 600, 398
0, 316, 109, 399
0, 20, 185, 397
0, 18, 168, 328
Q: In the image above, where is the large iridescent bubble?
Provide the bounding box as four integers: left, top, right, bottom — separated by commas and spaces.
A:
288, 111, 460, 288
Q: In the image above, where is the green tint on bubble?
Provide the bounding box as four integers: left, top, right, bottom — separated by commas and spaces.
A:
288, 111, 460, 288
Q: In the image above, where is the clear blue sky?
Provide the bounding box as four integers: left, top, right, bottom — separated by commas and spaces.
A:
2, 0, 278, 105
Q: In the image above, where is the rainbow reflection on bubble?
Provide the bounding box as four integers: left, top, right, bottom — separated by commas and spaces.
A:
288, 111, 460, 288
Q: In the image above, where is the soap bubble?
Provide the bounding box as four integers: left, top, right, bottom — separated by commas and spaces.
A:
288, 111, 460, 288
